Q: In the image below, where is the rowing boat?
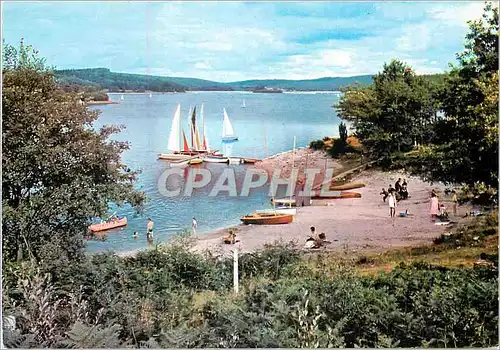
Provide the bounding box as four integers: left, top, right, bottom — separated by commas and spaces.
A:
240, 212, 294, 225
89, 216, 127, 232
243, 158, 260, 164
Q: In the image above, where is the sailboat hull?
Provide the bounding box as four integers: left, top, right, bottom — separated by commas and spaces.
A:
204, 156, 229, 163
255, 208, 297, 215
158, 153, 193, 161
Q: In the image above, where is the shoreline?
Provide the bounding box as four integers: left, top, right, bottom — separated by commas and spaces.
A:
113, 149, 469, 259
86, 100, 119, 106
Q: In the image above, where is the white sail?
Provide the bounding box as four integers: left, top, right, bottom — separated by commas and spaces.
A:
222, 108, 235, 137
242, 99, 246, 108
120, 94, 124, 101
167, 104, 181, 152
201, 103, 211, 152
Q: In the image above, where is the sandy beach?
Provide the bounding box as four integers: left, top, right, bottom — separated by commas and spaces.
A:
191, 167, 466, 256
117, 149, 469, 259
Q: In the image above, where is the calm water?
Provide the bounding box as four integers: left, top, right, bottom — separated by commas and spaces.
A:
86, 91, 341, 253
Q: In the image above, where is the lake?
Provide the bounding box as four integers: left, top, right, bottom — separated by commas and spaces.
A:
87, 91, 341, 253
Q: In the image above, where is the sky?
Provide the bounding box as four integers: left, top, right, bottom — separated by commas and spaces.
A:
1, 1, 488, 82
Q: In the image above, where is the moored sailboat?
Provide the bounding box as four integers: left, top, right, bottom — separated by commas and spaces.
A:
222, 108, 238, 141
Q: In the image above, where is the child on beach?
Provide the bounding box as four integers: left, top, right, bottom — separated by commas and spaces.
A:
388, 192, 396, 219
192, 217, 198, 234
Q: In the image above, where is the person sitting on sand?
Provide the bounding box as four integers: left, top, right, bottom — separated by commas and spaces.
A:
380, 188, 389, 202
400, 183, 409, 200
395, 178, 402, 192
402, 179, 408, 188
222, 230, 236, 244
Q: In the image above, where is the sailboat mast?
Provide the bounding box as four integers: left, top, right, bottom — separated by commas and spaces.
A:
289, 136, 296, 207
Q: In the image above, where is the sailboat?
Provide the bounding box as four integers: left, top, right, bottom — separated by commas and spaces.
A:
158, 105, 194, 161
120, 94, 125, 101
149, 93, 152, 98
221, 108, 238, 142
242, 99, 246, 108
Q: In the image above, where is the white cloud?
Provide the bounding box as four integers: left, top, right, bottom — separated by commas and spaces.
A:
427, 2, 485, 23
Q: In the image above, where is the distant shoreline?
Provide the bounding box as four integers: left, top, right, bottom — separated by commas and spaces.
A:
86, 100, 119, 106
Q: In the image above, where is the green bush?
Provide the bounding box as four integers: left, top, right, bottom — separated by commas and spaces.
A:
2, 240, 498, 348
309, 139, 325, 150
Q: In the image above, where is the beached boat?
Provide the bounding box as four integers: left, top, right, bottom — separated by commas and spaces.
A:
255, 208, 297, 215
228, 157, 242, 164
312, 191, 362, 199
329, 183, 366, 191
188, 159, 204, 165
243, 158, 260, 164
89, 216, 127, 233
222, 108, 238, 141
272, 198, 296, 207
204, 155, 229, 163
240, 212, 294, 225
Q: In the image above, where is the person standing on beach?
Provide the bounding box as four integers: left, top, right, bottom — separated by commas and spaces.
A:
451, 190, 458, 216
146, 218, 154, 240
192, 217, 198, 234
430, 192, 439, 220
388, 192, 396, 219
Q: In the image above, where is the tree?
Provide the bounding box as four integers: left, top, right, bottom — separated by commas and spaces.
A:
403, 3, 498, 193
335, 60, 437, 157
2, 39, 145, 262
338, 122, 348, 143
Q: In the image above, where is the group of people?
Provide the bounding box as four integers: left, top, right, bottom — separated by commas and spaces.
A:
380, 178, 409, 204
304, 226, 330, 249
430, 189, 458, 220
380, 178, 410, 219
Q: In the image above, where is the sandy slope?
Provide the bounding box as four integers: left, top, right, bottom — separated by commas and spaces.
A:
191, 169, 468, 256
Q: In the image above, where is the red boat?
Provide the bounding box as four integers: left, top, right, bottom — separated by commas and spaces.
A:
88, 216, 127, 233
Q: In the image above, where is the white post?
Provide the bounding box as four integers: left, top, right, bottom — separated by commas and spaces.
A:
233, 248, 239, 294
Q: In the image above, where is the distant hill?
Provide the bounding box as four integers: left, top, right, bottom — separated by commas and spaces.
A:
55, 68, 188, 92
55, 68, 443, 93
227, 76, 374, 91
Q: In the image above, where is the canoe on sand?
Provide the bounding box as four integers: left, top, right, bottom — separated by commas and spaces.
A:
89, 216, 127, 232
312, 191, 362, 199
241, 212, 294, 225
329, 182, 366, 191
